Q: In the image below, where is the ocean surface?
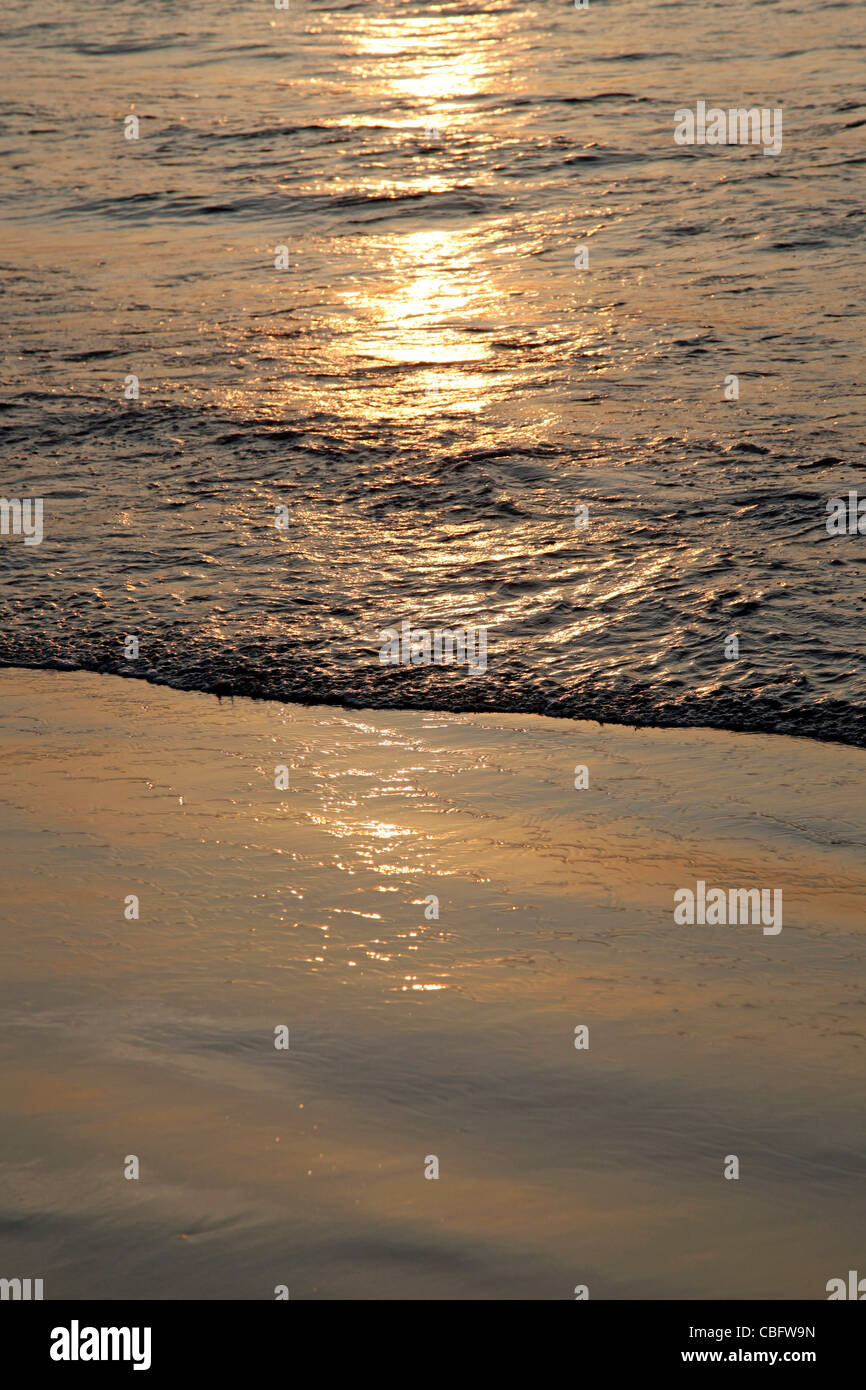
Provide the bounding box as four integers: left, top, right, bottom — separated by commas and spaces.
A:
1, 0, 864, 744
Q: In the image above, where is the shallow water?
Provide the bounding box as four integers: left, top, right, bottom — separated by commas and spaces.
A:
0, 671, 864, 1298
1, 0, 865, 742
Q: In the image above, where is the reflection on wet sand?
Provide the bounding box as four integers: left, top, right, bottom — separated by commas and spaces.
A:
1, 670, 863, 1298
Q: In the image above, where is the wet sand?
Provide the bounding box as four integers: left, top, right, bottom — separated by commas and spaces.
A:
0, 668, 863, 1299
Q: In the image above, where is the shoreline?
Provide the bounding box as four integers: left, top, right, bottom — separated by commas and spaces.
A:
1, 657, 863, 753
1, 668, 864, 1298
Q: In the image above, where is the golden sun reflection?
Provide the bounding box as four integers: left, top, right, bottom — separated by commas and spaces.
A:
211, 9, 526, 427
347, 229, 493, 368
349, 13, 498, 106
319, 9, 507, 422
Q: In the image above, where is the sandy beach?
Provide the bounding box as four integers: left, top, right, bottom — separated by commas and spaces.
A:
0, 668, 863, 1299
